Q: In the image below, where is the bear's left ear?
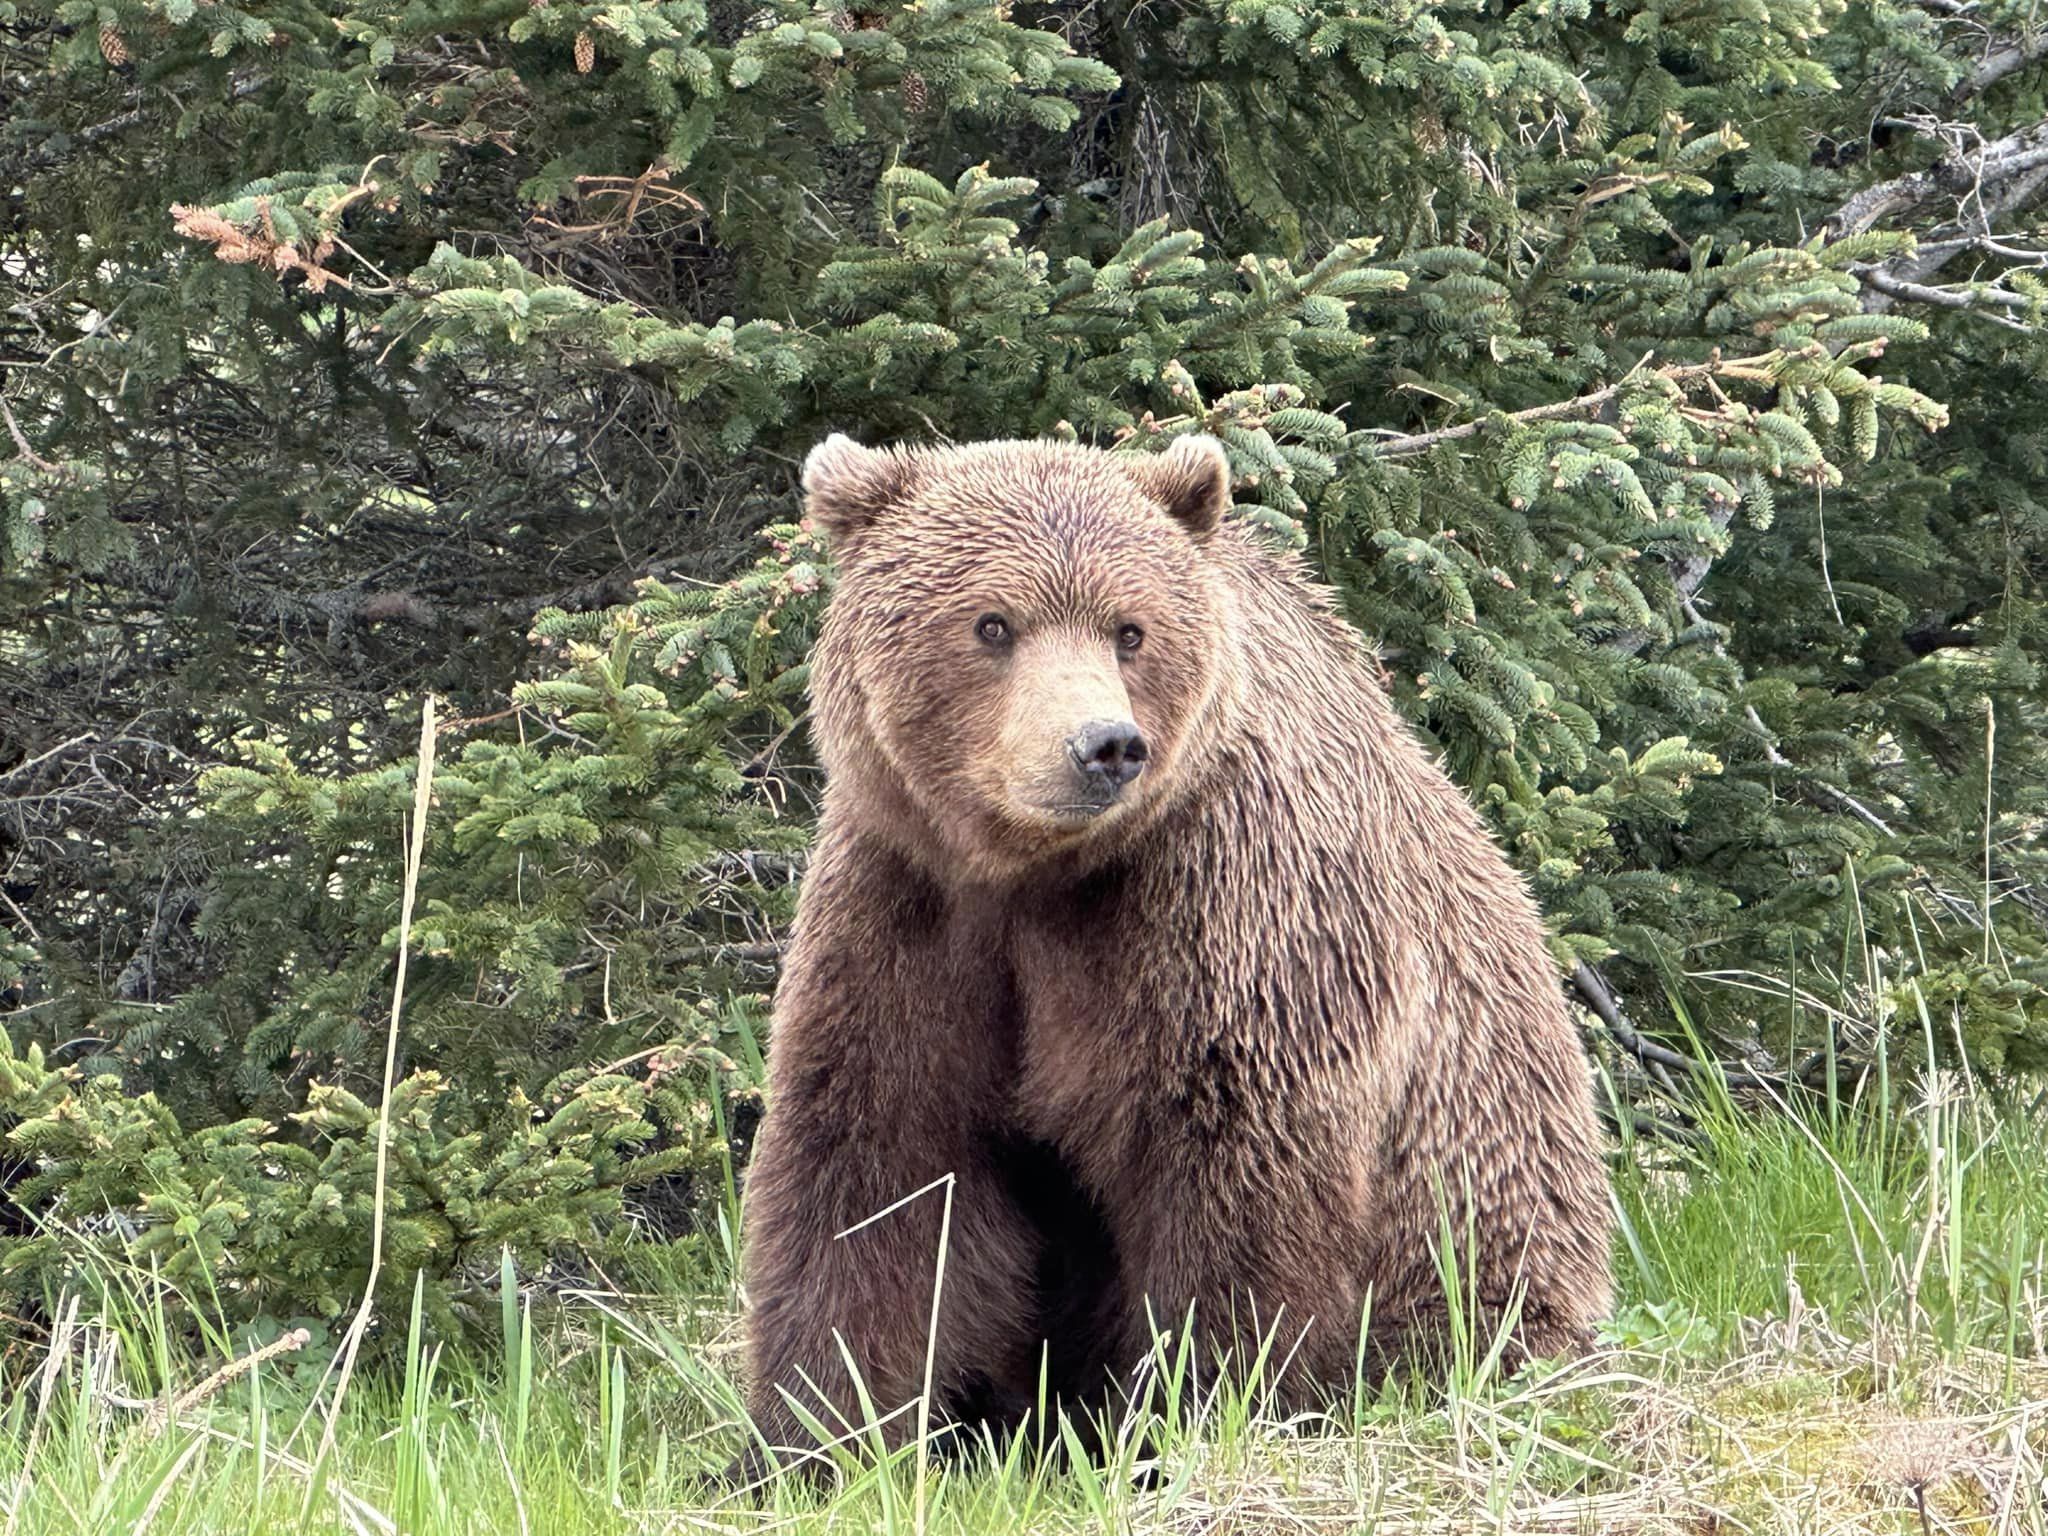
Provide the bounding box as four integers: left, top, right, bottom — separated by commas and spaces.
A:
801, 434, 916, 546
1131, 434, 1232, 540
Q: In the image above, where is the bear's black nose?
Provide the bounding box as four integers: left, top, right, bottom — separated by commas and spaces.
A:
1068, 719, 1148, 788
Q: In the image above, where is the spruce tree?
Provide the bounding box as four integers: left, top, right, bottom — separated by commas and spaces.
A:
3, 0, 2045, 1329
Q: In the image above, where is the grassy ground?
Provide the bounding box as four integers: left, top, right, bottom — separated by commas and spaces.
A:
5, 1074, 2048, 1535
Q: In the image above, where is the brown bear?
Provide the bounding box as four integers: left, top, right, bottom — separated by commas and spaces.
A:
737, 433, 1612, 1474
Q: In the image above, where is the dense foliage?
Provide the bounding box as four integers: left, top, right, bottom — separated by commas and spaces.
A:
3, 0, 2046, 1333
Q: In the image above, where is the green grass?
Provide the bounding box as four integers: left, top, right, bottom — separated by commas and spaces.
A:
6, 1075, 2048, 1535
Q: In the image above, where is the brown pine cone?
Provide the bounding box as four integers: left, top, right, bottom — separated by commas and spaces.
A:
574, 29, 595, 72
899, 68, 928, 111
99, 22, 131, 66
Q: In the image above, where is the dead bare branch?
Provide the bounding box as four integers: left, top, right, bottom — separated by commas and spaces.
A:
1856, 267, 2039, 330
1826, 115, 2048, 238
0, 396, 60, 474
1957, 28, 2048, 100
1363, 352, 1775, 460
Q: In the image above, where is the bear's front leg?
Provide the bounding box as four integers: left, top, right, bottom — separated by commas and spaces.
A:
1101, 1123, 1373, 1412
739, 833, 1040, 1478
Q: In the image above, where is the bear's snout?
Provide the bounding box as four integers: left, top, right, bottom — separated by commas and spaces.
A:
1066, 718, 1148, 800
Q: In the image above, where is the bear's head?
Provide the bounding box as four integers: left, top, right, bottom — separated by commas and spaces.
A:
802, 435, 1241, 882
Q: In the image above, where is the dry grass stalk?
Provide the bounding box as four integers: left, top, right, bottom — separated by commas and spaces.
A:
307, 695, 438, 1480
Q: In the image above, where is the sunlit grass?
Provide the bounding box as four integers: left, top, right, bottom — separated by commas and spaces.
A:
6, 1068, 2048, 1535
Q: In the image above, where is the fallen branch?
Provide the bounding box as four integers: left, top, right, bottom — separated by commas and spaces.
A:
1572, 960, 1780, 1094
1598, 1101, 1712, 1152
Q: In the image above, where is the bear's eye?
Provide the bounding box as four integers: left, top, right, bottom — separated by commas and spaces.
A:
974, 613, 1011, 646
1116, 624, 1145, 655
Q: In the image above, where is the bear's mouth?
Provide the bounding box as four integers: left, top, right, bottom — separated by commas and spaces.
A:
1028, 797, 1132, 830
1003, 767, 1144, 830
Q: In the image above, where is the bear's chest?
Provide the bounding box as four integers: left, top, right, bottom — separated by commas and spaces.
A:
1003, 871, 1178, 1173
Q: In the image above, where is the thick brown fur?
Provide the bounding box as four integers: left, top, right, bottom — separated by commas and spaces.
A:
738, 435, 1613, 1474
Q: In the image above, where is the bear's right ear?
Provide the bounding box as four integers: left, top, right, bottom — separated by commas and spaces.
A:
801, 434, 915, 546
1131, 434, 1232, 540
